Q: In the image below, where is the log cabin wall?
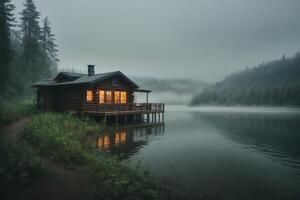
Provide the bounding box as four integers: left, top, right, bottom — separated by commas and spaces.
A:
37, 87, 55, 110
54, 85, 83, 112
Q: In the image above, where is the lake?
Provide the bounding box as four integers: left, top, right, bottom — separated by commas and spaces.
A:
97, 106, 300, 200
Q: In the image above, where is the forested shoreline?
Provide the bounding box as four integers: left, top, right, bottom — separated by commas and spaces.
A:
0, 0, 58, 102
191, 53, 300, 106
132, 77, 208, 94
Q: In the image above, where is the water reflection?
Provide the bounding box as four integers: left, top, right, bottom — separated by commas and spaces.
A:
95, 107, 300, 199
97, 124, 165, 159
191, 112, 300, 170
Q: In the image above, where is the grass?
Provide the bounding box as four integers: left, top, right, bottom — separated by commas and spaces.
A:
0, 101, 37, 125
23, 113, 162, 200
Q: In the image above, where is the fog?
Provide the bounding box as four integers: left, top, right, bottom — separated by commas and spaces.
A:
13, 0, 300, 82
135, 91, 194, 105
167, 105, 300, 113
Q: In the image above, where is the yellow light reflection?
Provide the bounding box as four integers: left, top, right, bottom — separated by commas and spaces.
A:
115, 132, 120, 144
120, 132, 126, 143
114, 131, 126, 144
98, 135, 110, 149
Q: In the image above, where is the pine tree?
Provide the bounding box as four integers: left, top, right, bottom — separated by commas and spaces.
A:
41, 17, 58, 61
41, 16, 58, 75
0, 0, 15, 90
19, 0, 42, 80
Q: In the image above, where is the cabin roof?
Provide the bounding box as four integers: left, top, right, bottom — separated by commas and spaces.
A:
32, 71, 139, 89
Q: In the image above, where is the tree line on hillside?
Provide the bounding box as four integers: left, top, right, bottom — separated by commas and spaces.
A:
191, 53, 300, 106
0, 0, 58, 102
132, 77, 209, 94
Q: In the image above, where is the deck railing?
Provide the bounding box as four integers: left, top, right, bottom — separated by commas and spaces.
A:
82, 103, 164, 113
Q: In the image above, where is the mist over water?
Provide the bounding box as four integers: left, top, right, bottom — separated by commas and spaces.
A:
135, 92, 194, 105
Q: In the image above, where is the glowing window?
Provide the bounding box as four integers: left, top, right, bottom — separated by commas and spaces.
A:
106, 91, 112, 103
114, 91, 120, 104
121, 91, 127, 104
86, 90, 93, 102
99, 90, 105, 104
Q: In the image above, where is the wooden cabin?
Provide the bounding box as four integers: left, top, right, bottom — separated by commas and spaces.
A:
32, 65, 164, 125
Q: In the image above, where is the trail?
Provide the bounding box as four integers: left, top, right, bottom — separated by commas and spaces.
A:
3, 118, 92, 200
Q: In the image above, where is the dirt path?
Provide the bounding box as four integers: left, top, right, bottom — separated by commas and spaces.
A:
3, 118, 93, 200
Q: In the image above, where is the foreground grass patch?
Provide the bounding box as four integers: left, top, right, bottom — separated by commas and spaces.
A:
0, 137, 42, 199
23, 113, 161, 200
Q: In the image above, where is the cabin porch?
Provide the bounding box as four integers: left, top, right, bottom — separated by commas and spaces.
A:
82, 103, 165, 126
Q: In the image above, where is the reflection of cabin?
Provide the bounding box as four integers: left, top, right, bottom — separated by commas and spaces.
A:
32, 65, 164, 125
97, 124, 165, 159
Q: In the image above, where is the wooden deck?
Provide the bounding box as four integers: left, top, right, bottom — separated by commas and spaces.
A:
82, 103, 165, 116
81, 103, 164, 125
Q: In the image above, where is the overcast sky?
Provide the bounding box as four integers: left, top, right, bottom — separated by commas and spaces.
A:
13, 0, 300, 82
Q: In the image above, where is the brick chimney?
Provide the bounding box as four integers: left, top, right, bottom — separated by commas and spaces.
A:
88, 65, 95, 76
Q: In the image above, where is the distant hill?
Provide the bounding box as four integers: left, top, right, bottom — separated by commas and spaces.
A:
132, 77, 208, 93
191, 52, 300, 106
131, 77, 209, 105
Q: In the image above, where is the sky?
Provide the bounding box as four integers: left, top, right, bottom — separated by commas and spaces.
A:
13, 0, 300, 82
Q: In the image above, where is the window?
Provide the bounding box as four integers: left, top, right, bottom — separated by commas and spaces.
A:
99, 90, 105, 104
121, 91, 127, 104
86, 90, 93, 102
114, 91, 120, 104
106, 91, 112, 103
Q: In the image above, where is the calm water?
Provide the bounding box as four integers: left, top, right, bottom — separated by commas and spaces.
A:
97, 106, 300, 200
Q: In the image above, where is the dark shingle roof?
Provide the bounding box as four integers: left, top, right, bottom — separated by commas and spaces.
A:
32, 71, 139, 89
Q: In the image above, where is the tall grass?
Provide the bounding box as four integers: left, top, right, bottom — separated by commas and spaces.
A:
23, 113, 100, 164
23, 113, 160, 200
0, 102, 37, 124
